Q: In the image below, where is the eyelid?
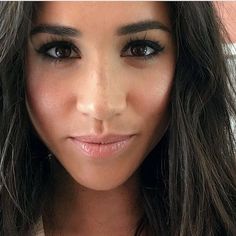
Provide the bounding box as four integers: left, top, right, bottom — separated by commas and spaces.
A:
33, 34, 81, 61
120, 36, 165, 60
36, 41, 80, 57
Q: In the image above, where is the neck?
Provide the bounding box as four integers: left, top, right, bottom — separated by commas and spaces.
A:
43, 161, 145, 236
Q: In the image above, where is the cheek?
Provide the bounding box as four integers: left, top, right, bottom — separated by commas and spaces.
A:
25, 65, 69, 142
128, 59, 175, 147
134, 82, 172, 142
130, 67, 174, 123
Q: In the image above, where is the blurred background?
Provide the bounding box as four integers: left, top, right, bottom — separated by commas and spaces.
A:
217, 2, 236, 43
216, 2, 236, 57
216, 2, 236, 134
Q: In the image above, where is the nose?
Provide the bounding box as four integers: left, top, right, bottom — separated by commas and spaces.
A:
76, 62, 127, 121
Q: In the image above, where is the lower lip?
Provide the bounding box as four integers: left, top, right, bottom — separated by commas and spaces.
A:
70, 136, 134, 159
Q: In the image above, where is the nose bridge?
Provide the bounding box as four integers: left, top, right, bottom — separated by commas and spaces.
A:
77, 57, 127, 121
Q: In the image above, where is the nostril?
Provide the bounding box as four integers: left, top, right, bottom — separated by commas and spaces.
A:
76, 99, 126, 121
75, 84, 127, 121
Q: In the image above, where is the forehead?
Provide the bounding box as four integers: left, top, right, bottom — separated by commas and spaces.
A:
34, 2, 171, 33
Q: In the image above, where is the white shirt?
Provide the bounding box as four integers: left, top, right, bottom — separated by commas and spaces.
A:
33, 216, 45, 236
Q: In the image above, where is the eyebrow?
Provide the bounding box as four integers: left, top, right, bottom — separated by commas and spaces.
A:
30, 20, 171, 37
30, 24, 80, 37
117, 20, 171, 35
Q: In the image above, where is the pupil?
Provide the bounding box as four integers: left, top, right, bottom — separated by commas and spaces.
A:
132, 46, 147, 56
55, 47, 71, 58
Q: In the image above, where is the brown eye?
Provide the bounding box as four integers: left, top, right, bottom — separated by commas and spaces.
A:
53, 46, 72, 58
130, 44, 152, 57
45, 45, 78, 59
121, 39, 164, 60
36, 41, 80, 60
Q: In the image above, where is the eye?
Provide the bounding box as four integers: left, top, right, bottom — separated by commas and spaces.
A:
36, 41, 80, 60
47, 45, 73, 58
121, 39, 164, 60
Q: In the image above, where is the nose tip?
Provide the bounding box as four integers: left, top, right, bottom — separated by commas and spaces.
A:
76, 90, 127, 121
77, 100, 125, 121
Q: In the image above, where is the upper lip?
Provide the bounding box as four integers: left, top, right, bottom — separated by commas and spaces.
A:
70, 134, 134, 144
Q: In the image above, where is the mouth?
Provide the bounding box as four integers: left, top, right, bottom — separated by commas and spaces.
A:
69, 134, 135, 159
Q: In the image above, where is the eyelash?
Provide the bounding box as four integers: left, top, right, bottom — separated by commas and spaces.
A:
35, 35, 165, 63
36, 39, 80, 63
121, 35, 165, 61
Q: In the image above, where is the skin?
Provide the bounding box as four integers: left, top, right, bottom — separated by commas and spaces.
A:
26, 2, 176, 235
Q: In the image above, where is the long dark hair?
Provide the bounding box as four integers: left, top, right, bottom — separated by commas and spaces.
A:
0, 2, 235, 236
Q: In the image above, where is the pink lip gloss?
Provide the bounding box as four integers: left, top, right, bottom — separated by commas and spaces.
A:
70, 136, 133, 159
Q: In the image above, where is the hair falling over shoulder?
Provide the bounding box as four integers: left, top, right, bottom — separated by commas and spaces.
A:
0, 2, 235, 236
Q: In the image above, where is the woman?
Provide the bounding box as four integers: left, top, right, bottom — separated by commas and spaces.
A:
0, 2, 235, 236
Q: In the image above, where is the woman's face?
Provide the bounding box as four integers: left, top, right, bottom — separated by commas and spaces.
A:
26, 2, 176, 191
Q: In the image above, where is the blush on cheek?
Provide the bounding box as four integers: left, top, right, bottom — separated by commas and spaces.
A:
26, 70, 68, 114
27, 84, 52, 114
26, 80, 58, 134
131, 82, 172, 118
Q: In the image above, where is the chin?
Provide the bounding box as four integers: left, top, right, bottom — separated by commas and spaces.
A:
71, 169, 139, 192
75, 175, 130, 191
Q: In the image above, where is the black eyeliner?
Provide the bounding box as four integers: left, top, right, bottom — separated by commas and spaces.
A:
34, 39, 81, 63
121, 35, 165, 61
